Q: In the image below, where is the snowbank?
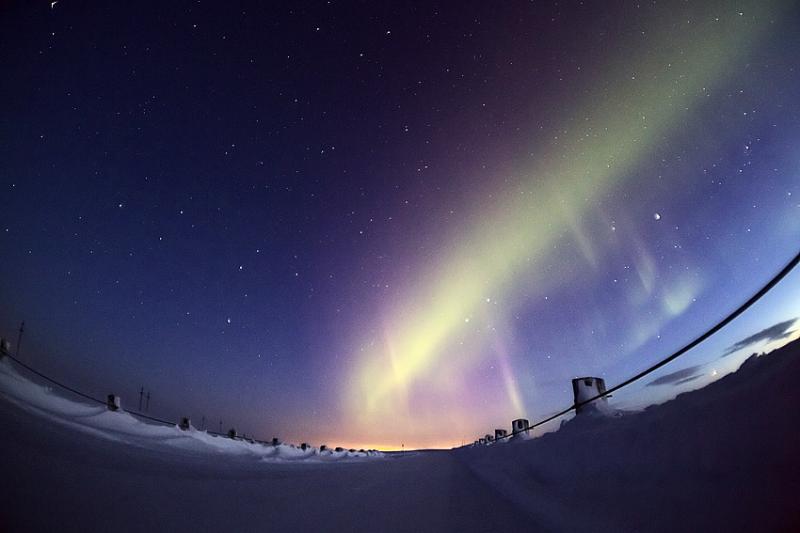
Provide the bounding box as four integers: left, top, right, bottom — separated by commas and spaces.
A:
0, 359, 383, 463
0, 341, 798, 531
456, 341, 800, 531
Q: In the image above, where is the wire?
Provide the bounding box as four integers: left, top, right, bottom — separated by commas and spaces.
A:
1, 354, 275, 442
489, 249, 800, 443
3, 352, 106, 406
2, 249, 798, 448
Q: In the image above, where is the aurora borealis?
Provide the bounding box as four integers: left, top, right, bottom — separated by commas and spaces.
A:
1, 0, 799, 449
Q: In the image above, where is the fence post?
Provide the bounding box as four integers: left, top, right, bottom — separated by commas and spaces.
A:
15, 321, 24, 358
0, 338, 10, 359
511, 418, 530, 437
571, 377, 608, 414
106, 394, 121, 411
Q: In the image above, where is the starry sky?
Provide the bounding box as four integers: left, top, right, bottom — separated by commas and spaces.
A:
1, 0, 799, 449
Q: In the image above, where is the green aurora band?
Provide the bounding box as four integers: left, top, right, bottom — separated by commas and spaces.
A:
342, 0, 787, 448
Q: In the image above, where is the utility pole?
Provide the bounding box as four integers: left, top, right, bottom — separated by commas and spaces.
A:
145, 391, 150, 412
15, 321, 24, 358
201, 415, 206, 430
138, 386, 144, 411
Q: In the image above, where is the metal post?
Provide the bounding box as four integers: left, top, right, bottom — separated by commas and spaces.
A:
15, 321, 25, 358
138, 386, 144, 411
145, 391, 150, 412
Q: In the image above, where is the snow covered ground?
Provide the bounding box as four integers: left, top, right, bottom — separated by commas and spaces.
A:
0, 359, 381, 463
1, 340, 799, 532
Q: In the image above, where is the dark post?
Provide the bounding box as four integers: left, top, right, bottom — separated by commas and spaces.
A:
15, 321, 25, 358
138, 386, 144, 411
511, 418, 530, 437
572, 377, 608, 415
145, 391, 151, 412
106, 394, 121, 411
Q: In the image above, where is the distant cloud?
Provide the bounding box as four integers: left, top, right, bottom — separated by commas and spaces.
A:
647, 365, 703, 387
722, 318, 798, 357
673, 375, 703, 386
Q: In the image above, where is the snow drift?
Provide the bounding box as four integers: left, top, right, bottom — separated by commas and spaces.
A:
457, 341, 800, 531
0, 359, 382, 462
1, 340, 799, 532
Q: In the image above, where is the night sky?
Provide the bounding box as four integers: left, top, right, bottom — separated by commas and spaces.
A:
1, 0, 799, 449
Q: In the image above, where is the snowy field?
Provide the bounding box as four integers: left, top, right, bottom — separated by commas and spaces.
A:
2, 341, 799, 532
0, 359, 381, 463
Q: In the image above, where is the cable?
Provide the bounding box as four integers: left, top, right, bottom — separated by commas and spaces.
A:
3, 352, 106, 406
1, 355, 277, 441
124, 409, 175, 427
2, 249, 798, 448
1, 355, 258, 441
489, 249, 800, 443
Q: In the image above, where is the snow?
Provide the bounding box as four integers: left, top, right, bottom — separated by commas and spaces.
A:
0, 360, 382, 463
1, 340, 799, 531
